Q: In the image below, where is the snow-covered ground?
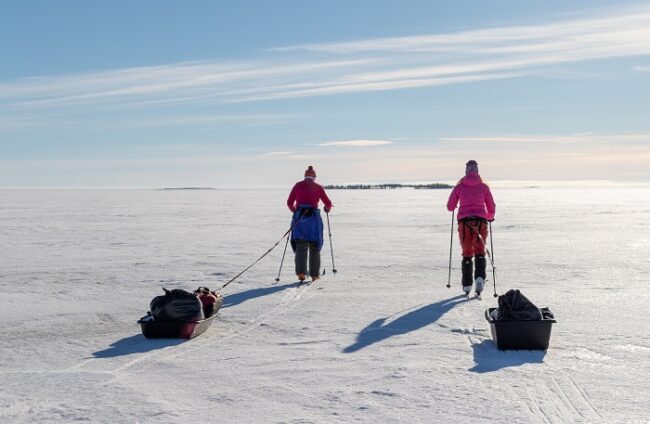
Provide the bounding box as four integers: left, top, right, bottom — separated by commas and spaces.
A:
0, 187, 648, 423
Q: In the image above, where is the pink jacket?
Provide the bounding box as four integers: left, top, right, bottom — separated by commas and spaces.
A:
446, 172, 495, 221
287, 178, 333, 212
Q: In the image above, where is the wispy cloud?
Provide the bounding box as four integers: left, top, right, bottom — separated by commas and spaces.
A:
319, 140, 392, 147
223, 72, 521, 103
1, 5, 649, 128
116, 113, 299, 129
439, 133, 650, 145
0, 111, 300, 133
260, 151, 293, 156
632, 65, 650, 71
276, 6, 650, 55
1, 59, 376, 106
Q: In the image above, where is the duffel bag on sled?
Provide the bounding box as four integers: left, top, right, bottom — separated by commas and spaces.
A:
138, 287, 223, 339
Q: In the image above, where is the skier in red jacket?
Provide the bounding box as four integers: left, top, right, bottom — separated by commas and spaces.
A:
447, 160, 496, 296
287, 166, 333, 282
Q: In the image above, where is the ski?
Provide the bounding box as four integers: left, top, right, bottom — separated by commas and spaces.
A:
300, 278, 320, 287
462, 291, 481, 300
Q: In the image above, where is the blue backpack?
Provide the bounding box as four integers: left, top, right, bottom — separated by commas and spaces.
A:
290, 206, 324, 251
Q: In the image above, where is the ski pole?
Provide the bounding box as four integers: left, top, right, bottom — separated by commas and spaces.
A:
326, 212, 337, 274
489, 221, 498, 298
447, 210, 455, 288
274, 234, 291, 283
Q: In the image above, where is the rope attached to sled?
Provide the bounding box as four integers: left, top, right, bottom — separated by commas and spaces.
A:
219, 215, 304, 291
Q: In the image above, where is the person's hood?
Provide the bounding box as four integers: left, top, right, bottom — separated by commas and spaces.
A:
461, 172, 483, 186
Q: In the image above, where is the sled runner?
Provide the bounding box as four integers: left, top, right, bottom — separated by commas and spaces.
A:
138, 287, 223, 339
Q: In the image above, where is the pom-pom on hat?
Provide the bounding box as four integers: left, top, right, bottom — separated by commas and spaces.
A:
465, 160, 478, 174
304, 165, 317, 178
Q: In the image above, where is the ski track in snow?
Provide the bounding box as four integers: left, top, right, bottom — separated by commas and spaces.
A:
1, 188, 649, 423
521, 374, 603, 424
69, 282, 321, 378
466, 333, 604, 424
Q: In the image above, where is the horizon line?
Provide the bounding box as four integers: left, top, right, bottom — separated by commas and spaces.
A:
1, 179, 649, 190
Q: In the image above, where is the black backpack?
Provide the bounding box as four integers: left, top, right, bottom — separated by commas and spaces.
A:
150, 288, 203, 322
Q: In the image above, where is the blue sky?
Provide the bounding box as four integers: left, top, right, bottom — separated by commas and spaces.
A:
1, 0, 649, 187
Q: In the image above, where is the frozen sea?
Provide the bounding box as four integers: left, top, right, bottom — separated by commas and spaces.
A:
0, 187, 648, 423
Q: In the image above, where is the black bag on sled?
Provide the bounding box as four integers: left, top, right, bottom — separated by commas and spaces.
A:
139, 288, 223, 339
150, 288, 204, 322
491, 289, 547, 321
485, 289, 556, 350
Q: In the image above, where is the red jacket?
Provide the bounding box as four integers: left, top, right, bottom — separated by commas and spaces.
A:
287, 178, 333, 212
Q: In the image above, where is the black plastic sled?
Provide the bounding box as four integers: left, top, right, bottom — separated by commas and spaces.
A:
138, 297, 223, 339
485, 307, 556, 350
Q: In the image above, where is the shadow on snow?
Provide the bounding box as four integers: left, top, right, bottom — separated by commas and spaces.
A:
94, 281, 302, 358
469, 339, 547, 373
93, 334, 183, 358
343, 295, 467, 353
222, 281, 301, 308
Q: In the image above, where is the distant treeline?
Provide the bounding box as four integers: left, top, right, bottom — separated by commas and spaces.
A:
323, 183, 453, 190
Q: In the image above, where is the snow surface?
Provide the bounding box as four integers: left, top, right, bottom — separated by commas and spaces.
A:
0, 187, 648, 423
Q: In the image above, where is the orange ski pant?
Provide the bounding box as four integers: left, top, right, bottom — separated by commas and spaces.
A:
458, 219, 488, 257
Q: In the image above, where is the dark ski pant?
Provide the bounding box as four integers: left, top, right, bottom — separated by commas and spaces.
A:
294, 240, 320, 278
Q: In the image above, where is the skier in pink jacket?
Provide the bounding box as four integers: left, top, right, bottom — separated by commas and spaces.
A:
447, 160, 496, 296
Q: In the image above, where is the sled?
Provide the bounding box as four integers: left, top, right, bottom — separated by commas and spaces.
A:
485, 307, 556, 350
138, 297, 223, 339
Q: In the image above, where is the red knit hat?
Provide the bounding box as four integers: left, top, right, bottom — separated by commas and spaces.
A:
304, 165, 317, 178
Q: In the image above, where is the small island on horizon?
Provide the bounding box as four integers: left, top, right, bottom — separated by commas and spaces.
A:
323, 183, 453, 190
